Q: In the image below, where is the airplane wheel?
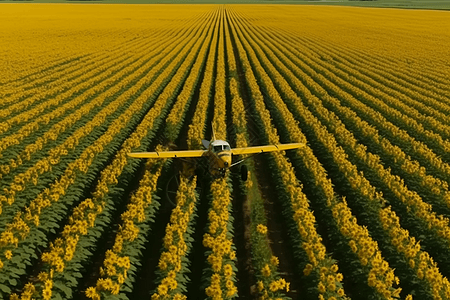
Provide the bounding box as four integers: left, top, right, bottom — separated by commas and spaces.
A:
240, 164, 248, 181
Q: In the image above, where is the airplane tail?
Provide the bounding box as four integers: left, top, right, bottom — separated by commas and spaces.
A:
211, 122, 216, 141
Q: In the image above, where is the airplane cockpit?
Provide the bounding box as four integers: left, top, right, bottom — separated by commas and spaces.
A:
210, 140, 231, 153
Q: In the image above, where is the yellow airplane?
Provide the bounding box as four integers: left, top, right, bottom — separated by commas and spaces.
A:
128, 126, 305, 180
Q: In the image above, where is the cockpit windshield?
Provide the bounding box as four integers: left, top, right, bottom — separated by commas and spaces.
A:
213, 144, 231, 152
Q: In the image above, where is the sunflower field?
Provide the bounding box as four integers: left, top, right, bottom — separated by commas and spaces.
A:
1, 4, 450, 300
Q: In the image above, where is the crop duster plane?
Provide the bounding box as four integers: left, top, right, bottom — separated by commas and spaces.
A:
128, 127, 305, 180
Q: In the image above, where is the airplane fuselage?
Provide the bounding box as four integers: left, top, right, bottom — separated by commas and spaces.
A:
203, 139, 232, 176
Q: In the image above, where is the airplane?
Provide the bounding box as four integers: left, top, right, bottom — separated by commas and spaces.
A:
128, 126, 305, 181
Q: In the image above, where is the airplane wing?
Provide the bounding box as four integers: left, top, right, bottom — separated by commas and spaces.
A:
231, 143, 305, 156
128, 149, 207, 158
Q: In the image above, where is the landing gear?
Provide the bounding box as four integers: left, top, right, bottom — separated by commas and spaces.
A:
240, 164, 248, 181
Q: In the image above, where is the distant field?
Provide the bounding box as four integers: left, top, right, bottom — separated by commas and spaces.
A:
1, 0, 450, 9
1, 3, 450, 300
